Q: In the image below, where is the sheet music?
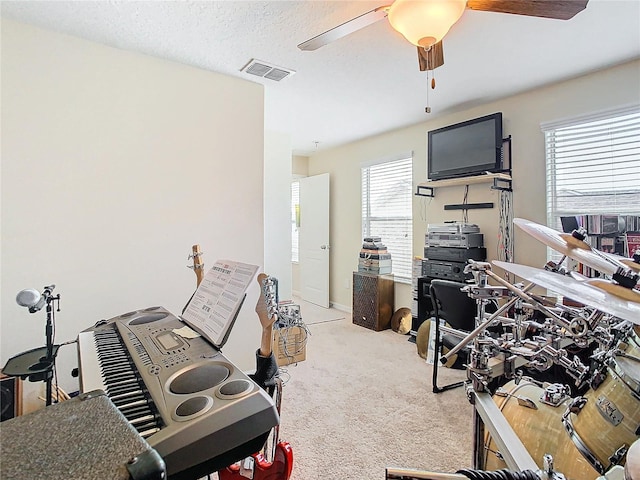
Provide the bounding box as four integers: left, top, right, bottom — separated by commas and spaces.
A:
181, 260, 259, 346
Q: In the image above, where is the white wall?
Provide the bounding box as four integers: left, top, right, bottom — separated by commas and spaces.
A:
264, 130, 293, 300
308, 60, 640, 311
1, 19, 266, 410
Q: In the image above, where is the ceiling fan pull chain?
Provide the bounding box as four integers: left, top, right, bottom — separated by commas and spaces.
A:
425, 70, 431, 114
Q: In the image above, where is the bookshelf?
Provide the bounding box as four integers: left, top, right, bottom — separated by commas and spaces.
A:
570, 214, 640, 255
565, 213, 640, 277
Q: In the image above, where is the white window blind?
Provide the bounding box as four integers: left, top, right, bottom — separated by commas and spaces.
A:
362, 156, 413, 281
543, 105, 640, 235
291, 181, 299, 262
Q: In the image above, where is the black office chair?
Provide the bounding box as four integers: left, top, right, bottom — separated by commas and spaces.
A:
429, 279, 477, 393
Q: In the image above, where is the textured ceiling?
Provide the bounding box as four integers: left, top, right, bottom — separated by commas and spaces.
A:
2, 1, 639, 155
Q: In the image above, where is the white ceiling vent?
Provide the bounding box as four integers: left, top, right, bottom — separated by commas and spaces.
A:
241, 59, 295, 82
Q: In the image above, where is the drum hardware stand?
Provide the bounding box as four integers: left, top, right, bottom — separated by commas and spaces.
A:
586, 349, 612, 390
480, 265, 599, 344
539, 383, 572, 407
441, 260, 572, 372
446, 262, 598, 392
526, 344, 590, 388
545, 256, 570, 276
482, 270, 560, 323
439, 261, 529, 366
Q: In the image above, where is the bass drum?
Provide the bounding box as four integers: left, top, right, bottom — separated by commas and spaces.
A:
484, 380, 599, 480
563, 351, 640, 475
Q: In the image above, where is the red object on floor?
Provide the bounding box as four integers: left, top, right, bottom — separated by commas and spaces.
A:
218, 441, 293, 480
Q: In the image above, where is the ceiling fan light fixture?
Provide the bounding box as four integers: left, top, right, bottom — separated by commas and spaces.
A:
388, 0, 466, 48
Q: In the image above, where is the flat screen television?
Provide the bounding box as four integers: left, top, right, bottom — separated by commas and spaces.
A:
427, 112, 503, 181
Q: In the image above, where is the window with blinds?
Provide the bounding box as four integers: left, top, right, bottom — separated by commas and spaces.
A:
291, 181, 299, 262
543, 105, 640, 237
361, 155, 413, 281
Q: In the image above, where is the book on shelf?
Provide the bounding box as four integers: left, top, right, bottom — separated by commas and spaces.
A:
599, 236, 615, 253
567, 214, 639, 236
626, 233, 640, 257
624, 215, 640, 232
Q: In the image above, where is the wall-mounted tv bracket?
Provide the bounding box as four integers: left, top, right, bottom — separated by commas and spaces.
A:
492, 135, 513, 192
415, 184, 436, 197
491, 175, 512, 192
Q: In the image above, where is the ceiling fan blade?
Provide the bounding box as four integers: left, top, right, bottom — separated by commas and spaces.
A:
466, 0, 588, 20
297, 6, 389, 51
417, 42, 444, 71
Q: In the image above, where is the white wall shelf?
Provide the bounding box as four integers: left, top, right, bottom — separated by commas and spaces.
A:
415, 172, 512, 198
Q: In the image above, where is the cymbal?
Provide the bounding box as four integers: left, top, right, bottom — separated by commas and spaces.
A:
569, 271, 589, 281
493, 260, 640, 324
513, 218, 626, 276
602, 252, 640, 273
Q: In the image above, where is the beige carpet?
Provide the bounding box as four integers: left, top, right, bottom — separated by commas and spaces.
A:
277, 317, 475, 479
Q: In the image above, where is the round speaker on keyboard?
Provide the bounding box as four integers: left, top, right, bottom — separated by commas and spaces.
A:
215, 379, 253, 400
168, 363, 230, 394
173, 395, 213, 421
128, 312, 169, 325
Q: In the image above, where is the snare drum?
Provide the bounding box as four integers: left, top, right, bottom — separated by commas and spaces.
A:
563, 352, 640, 475
484, 380, 599, 480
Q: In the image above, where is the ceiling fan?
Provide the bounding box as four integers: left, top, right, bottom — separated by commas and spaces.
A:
298, 0, 589, 72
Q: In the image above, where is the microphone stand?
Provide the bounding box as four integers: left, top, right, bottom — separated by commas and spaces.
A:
3, 288, 62, 407
43, 293, 60, 406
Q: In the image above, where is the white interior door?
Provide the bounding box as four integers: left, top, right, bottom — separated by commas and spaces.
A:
299, 173, 330, 308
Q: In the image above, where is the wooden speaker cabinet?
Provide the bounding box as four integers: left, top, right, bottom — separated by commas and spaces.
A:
352, 272, 394, 331
0, 374, 22, 422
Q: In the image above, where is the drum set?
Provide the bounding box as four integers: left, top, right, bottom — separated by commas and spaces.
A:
387, 218, 640, 480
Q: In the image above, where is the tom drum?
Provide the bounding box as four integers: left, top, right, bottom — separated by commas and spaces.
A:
563, 351, 640, 475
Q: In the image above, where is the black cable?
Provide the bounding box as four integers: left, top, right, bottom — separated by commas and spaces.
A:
456, 469, 539, 480
463, 185, 469, 223
498, 190, 514, 281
